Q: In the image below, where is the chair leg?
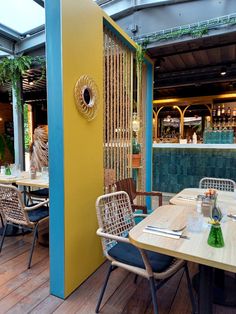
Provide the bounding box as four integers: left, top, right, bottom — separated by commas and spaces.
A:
95, 264, 114, 313
0, 213, 4, 227
184, 263, 197, 314
134, 274, 138, 284
28, 224, 38, 269
149, 276, 158, 314
0, 223, 8, 252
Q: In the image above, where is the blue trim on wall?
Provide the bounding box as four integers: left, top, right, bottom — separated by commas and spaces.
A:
45, 0, 65, 298
145, 61, 153, 211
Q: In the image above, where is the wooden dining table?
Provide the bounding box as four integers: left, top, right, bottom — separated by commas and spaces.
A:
16, 175, 49, 188
169, 187, 236, 209
129, 201, 236, 314
0, 172, 49, 188
0, 172, 49, 237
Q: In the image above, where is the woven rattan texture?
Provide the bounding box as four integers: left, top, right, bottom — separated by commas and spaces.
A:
199, 177, 235, 192
96, 192, 135, 251
0, 185, 29, 225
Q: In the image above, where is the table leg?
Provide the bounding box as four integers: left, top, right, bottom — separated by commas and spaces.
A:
199, 265, 213, 314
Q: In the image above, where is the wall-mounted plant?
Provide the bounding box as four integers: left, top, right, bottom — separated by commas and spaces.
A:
0, 55, 45, 111
0, 134, 5, 163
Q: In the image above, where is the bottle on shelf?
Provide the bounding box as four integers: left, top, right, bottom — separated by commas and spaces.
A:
227, 106, 231, 118
217, 105, 221, 117
221, 104, 225, 116
233, 108, 236, 119
212, 106, 216, 118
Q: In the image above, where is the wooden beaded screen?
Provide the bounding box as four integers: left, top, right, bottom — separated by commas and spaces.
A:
103, 27, 133, 189
103, 26, 147, 195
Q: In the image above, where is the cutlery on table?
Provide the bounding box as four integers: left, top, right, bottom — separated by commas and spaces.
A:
147, 225, 186, 232
144, 226, 190, 239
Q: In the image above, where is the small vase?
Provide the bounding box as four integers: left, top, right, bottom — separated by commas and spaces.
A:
207, 224, 224, 248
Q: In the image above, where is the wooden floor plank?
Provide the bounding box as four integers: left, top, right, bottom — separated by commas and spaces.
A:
0, 239, 31, 264
54, 263, 128, 314
0, 268, 49, 313
0, 235, 235, 314
121, 278, 151, 314
0, 260, 49, 303
29, 294, 63, 314
0, 244, 48, 286
144, 268, 185, 314
6, 281, 50, 314
100, 273, 138, 314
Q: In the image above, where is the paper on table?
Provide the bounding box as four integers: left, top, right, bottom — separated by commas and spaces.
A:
143, 227, 181, 239
177, 195, 196, 201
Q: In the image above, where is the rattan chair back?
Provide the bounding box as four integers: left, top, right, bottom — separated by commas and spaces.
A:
199, 177, 235, 192
96, 191, 135, 252
0, 184, 31, 226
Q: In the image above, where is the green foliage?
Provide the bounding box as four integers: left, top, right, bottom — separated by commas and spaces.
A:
132, 138, 141, 154
3, 134, 14, 157
136, 43, 147, 83
24, 104, 30, 151
0, 135, 5, 161
0, 55, 45, 111
137, 16, 236, 45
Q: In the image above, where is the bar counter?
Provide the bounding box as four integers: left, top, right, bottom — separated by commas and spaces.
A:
153, 143, 236, 193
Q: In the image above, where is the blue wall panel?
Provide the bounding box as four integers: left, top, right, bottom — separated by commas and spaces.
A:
45, 0, 65, 298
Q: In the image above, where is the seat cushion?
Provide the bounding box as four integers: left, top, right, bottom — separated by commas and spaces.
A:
30, 188, 49, 197
108, 241, 174, 273
27, 205, 49, 222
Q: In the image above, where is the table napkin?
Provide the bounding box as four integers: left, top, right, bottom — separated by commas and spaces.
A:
177, 195, 196, 201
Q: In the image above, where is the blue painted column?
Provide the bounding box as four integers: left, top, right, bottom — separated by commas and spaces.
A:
45, 0, 65, 298
145, 60, 153, 211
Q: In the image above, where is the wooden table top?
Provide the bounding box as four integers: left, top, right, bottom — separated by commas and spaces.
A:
16, 176, 49, 188
0, 172, 49, 188
170, 188, 236, 210
0, 174, 21, 184
129, 204, 236, 273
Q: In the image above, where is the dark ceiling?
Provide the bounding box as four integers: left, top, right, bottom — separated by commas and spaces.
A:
149, 31, 236, 99
1, 28, 236, 105
0, 67, 47, 104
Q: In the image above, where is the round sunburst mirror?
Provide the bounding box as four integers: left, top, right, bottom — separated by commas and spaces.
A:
74, 75, 99, 121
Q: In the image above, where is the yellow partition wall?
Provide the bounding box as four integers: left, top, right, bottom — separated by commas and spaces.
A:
62, 0, 104, 295
45, 0, 140, 297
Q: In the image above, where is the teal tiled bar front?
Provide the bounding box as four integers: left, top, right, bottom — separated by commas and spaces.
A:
153, 144, 236, 193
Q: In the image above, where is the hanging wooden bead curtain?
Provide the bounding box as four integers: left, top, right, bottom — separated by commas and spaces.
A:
103, 27, 134, 190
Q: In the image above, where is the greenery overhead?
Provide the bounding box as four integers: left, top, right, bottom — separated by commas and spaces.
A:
136, 15, 236, 45
0, 55, 45, 110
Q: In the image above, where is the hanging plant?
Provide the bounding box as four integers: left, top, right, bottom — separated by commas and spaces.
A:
0, 55, 45, 111
136, 43, 146, 86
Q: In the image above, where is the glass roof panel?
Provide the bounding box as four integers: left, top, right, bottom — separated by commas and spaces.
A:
0, 0, 45, 34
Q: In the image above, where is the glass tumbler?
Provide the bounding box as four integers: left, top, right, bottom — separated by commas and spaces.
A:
41, 166, 49, 179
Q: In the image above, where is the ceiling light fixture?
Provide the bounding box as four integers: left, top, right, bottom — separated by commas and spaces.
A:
220, 67, 227, 76
28, 77, 34, 86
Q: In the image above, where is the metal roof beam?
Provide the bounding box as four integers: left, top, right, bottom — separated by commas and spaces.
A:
15, 30, 45, 54
100, 0, 190, 19
33, 0, 44, 8
0, 34, 14, 54
0, 23, 21, 41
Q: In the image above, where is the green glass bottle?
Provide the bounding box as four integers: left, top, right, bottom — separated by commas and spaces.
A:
5, 166, 11, 176
207, 223, 224, 248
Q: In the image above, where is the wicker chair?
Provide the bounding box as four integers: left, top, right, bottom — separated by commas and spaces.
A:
115, 178, 162, 214
26, 188, 49, 205
199, 177, 235, 192
95, 191, 196, 314
0, 184, 49, 268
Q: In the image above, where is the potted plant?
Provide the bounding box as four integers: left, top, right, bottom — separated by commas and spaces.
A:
131, 137, 141, 168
